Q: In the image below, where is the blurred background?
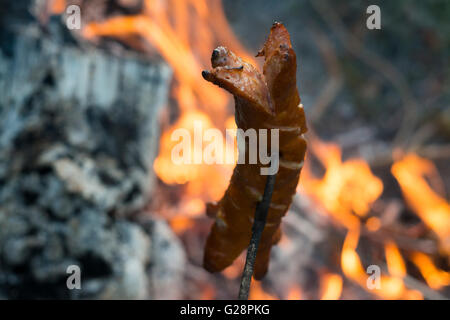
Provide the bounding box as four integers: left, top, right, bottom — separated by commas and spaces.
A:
0, 0, 449, 299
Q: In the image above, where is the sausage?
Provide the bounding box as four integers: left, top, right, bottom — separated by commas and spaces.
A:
202, 22, 307, 279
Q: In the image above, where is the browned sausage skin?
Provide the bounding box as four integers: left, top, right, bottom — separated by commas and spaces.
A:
202, 22, 307, 279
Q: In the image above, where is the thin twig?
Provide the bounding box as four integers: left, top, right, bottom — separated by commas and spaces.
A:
238, 174, 277, 300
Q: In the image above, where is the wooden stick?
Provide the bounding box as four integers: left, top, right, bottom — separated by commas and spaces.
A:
238, 174, 276, 300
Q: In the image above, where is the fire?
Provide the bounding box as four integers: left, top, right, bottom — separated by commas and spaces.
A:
411, 252, 450, 290
169, 215, 194, 234
301, 138, 383, 230
302, 142, 438, 299
341, 230, 366, 284
154, 111, 213, 185
380, 242, 410, 300
51, 0, 448, 300
221, 254, 245, 280
320, 273, 343, 300
286, 286, 303, 300
50, 0, 66, 14
391, 154, 450, 255
82, 0, 258, 216
385, 241, 406, 278
365, 217, 381, 232
341, 230, 423, 299
199, 284, 216, 300
248, 282, 277, 300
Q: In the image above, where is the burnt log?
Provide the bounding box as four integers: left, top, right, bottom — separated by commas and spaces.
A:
0, 4, 185, 299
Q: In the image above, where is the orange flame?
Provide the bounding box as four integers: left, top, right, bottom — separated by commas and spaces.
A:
391, 154, 450, 255
341, 230, 423, 299
411, 252, 450, 290
286, 286, 303, 300
249, 281, 278, 300
50, 0, 66, 14
379, 242, 409, 299
365, 216, 381, 232
320, 273, 343, 300
341, 230, 367, 284
199, 284, 216, 300
385, 241, 406, 278
301, 138, 383, 230
83, 0, 257, 217
169, 215, 195, 234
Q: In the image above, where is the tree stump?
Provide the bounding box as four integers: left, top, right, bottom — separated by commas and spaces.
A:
0, 3, 186, 299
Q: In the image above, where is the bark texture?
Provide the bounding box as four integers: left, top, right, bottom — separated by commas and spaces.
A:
0, 7, 185, 299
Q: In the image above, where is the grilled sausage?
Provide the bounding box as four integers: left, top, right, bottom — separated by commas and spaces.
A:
202, 22, 307, 279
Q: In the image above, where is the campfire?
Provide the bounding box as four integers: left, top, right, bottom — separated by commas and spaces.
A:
47, 0, 449, 300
